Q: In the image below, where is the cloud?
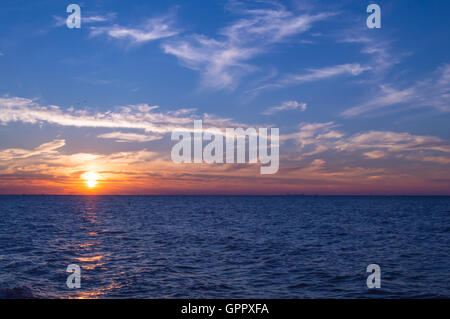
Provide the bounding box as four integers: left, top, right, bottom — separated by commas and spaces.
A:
262, 100, 307, 115
0, 97, 243, 135
280, 122, 450, 167
342, 64, 450, 117
90, 16, 178, 44
252, 63, 370, 92
0, 97, 190, 133
342, 85, 416, 118
281, 122, 343, 156
338, 33, 400, 74
3, 95, 449, 169
286, 64, 370, 83
53, 13, 115, 27
363, 150, 387, 159
0, 138, 389, 195
0, 139, 161, 191
336, 131, 450, 154
97, 131, 163, 143
1, 126, 450, 194
410, 155, 450, 165
0, 139, 65, 161
163, 4, 332, 89
0, 51, 3, 56
163, 35, 259, 90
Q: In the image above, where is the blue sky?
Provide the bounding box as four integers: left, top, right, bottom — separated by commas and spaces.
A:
0, 0, 449, 194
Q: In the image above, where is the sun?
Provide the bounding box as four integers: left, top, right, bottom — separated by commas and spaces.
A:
82, 172, 100, 188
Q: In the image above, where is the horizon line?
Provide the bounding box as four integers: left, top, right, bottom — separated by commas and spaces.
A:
0, 194, 449, 197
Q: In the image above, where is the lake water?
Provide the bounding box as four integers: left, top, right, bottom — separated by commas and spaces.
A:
0, 195, 449, 298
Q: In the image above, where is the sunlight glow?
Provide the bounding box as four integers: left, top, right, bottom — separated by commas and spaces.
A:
82, 172, 100, 188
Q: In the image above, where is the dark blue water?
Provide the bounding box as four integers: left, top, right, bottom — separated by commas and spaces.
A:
0, 195, 449, 298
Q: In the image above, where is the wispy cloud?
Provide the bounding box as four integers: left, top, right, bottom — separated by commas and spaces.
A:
53, 13, 115, 27
0, 97, 241, 135
335, 131, 450, 154
0, 97, 190, 134
341, 85, 416, 118
338, 33, 401, 74
97, 131, 163, 143
254, 63, 370, 92
90, 16, 178, 44
163, 4, 332, 89
280, 122, 450, 166
342, 64, 450, 118
262, 100, 307, 115
288, 64, 370, 83
0, 139, 65, 161
252, 25, 399, 95
1, 125, 449, 194
281, 122, 343, 150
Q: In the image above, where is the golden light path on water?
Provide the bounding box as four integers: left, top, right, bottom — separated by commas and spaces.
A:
69, 199, 123, 299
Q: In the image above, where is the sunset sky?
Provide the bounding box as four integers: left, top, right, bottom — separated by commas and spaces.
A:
0, 0, 449, 195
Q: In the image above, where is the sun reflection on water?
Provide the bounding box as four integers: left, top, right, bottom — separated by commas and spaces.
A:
68, 198, 120, 299
70, 282, 122, 299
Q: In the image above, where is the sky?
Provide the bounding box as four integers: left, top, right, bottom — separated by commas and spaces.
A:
0, 0, 449, 195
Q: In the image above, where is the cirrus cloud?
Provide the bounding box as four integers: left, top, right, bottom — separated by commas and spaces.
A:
262, 100, 307, 115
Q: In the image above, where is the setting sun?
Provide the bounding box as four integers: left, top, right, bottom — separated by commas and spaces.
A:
82, 172, 100, 188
